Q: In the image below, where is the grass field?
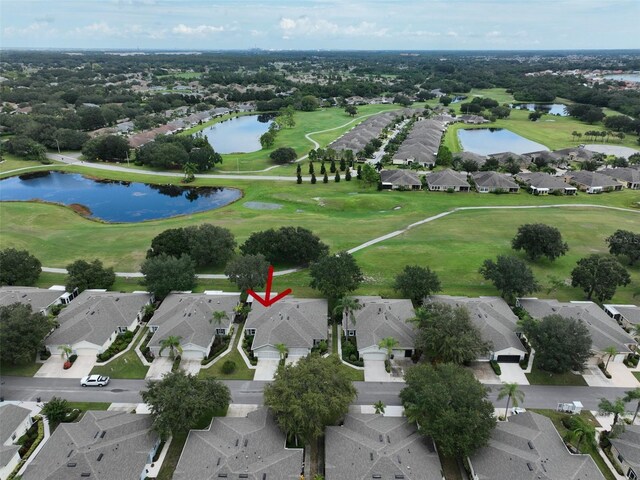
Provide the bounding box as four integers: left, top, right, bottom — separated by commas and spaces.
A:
525, 362, 588, 386
0, 153, 62, 174
634, 372, 640, 382
0, 361, 42, 377
90, 327, 150, 379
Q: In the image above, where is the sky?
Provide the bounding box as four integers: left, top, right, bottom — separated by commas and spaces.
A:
1, 0, 639, 51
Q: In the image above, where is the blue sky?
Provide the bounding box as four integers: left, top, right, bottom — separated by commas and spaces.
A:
1, 0, 638, 50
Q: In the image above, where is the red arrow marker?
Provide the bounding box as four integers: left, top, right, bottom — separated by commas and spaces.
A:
247, 265, 292, 307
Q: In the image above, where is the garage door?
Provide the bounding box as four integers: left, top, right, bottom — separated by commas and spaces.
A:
75, 348, 99, 357
496, 355, 521, 363
181, 350, 204, 361
362, 352, 387, 361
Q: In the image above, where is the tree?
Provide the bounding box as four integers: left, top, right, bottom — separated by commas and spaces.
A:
359, 163, 380, 186
520, 314, 592, 373
623, 388, 640, 424
570, 254, 630, 302
373, 400, 386, 414
275, 343, 288, 362
345, 105, 358, 117
479, 255, 539, 303
65, 258, 116, 293
378, 337, 399, 362
345, 168, 352, 181
393, 265, 441, 305
333, 296, 362, 330
323, 172, 328, 183
603, 345, 618, 371
211, 310, 228, 326
309, 252, 363, 300
511, 224, 569, 262
188, 144, 222, 171
81, 135, 129, 162
0, 248, 41, 286
224, 254, 270, 293
141, 254, 196, 300
607, 230, 640, 266
260, 130, 276, 148
59, 345, 73, 361
299, 95, 319, 111
565, 416, 596, 452
0, 303, 53, 365
311, 173, 317, 184
141, 370, 230, 439
436, 145, 452, 166
240, 227, 328, 267
184, 224, 236, 268
598, 397, 626, 426
400, 363, 496, 457
147, 228, 189, 259
528, 111, 543, 121
159, 335, 183, 359
182, 162, 197, 183
269, 147, 297, 164
334, 171, 341, 182
41, 397, 71, 426
497, 383, 525, 419
264, 354, 356, 451
411, 302, 491, 364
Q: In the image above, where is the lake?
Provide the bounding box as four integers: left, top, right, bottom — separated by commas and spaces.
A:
511, 103, 568, 116
0, 171, 242, 223
198, 114, 274, 154
604, 73, 640, 83
457, 128, 550, 156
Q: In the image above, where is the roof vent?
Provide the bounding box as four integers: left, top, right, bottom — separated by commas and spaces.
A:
67, 450, 74, 457
244, 439, 248, 447
527, 462, 533, 471
528, 441, 534, 450
115, 298, 119, 302
67, 463, 77, 468
397, 455, 401, 464
387, 435, 391, 444
262, 474, 267, 480
240, 475, 249, 479
235, 439, 239, 447
217, 458, 221, 466
395, 476, 405, 479
379, 435, 383, 442
100, 431, 106, 439
217, 475, 227, 479
81, 474, 91, 478
370, 452, 374, 461
372, 476, 382, 479
97, 453, 103, 461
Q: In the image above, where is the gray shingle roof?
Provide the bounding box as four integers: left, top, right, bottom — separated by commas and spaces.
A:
567, 171, 621, 188
325, 413, 442, 480
470, 412, 605, 480
601, 167, 640, 184
426, 169, 470, 188
22, 411, 157, 480
609, 425, 640, 471
380, 170, 422, 187
45, 291, 151, 348
0, 404, 31, 468
472, 171, 519, 190
428, 296, 525, 355
0, 287, 65, 313
350, 297, 416, 350
245, 298, 328, 349
517, 299, 636, 353
607, 305, 640, 325
516, 172, 577, 191
392, 119, 445, 164
147, 293, 239, 350
173, 407, 303, 480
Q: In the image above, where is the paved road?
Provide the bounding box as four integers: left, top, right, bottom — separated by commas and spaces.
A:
0, 377, 633, 410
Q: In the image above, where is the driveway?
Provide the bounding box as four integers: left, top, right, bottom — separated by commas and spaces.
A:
468, 361, 500, 385
145, 357, 173, 381
583, 365, 612, 387
254, 359, 279, 381
180, 359, 202, 376
34, 355, 96, 379
364, 360, 390, 382
603, 363, 640, 388
499, 363, 530, 385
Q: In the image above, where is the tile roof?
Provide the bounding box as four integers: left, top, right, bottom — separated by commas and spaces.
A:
350, 297, 416, 350
173, 408, 303, 480
325, 414, 442, 480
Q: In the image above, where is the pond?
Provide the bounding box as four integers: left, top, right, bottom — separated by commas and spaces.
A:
457, 128, 550, 156
511, 103, 568, 116
0, 171, 242, 223
198, 114, 274, 154
604, 73, 640, 83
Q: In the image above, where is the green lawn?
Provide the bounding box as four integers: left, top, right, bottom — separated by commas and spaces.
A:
530, 409, 615, 480
66, 401, 111, 412
199, 330, 255, 380
525, 362, 588, 386
90, 328, 150, 379
0, 362, 42, 377
466, 88, 516, 104
0, 152, 62, 174
634, 372, 640, 382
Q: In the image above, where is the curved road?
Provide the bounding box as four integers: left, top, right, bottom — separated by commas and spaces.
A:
41, 203, 640, 279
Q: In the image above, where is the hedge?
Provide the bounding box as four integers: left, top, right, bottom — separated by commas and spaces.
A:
7, 416, 44, 480
96, 330, 136, 362
490, 360, 501, 375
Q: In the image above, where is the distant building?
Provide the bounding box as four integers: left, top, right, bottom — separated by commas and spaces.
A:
380, 170, 422, 190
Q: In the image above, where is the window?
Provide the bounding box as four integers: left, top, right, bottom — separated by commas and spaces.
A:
149, 326, 159, 333
117, 327, 127, 334
215, 328, 226, 335
347, 330, 356, 337
246, 329, 256, 336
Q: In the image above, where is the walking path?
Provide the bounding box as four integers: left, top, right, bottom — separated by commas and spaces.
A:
40, 204, 640, 279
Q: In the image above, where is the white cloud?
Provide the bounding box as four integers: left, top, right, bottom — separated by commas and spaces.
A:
446, 30, 458, 37
486, 30, 501, 38
278, 16, 387, 39
3, 22, 56, 37
172, 23, 225, 36
74, 22, 121, 36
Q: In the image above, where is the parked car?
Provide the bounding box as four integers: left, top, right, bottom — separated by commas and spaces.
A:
80, 374, 110, 387
511, 407, 527, 415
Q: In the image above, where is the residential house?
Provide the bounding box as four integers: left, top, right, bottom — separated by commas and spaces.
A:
173, 407, 303, 480
244, 298, 328, 360
471, 171, 520, 193
325, 413, 443, 480
516, 172, 578, 195
428, 296, 527, 362
45, 291, 152, 357
604, 304, 640, 332
0, 404, 33, 480
551, 146, 597, 164
468, 412, 605, 480
425, 169, 471, 192
602, 167, 640, 190
0, 286, 77, 315
453, 151, 487, 169
21, 411, 159, 480
564, 171, 623, 193
391, 119, 446, 168
147, 293, 240, 360
459, 114, 490, 124
517, 298, 636, 364
380, 170, 422, 190
346, 297, 416, 361
609, 425, 639, 480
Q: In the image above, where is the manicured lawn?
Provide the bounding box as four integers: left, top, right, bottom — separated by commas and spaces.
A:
0, 362, 42, 377
332, 355, 364, 381
634, 372, 640, 382
530, 409, 615, 480
199, 332, 255, 380
66, 401, 111, 412
0, 152, 62, 175
467, 87, 516, 104
90, 328, 150, 379
525, 363, 588, 386
438, 452, 463, 480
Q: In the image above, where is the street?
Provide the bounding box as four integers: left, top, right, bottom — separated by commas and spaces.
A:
0, 376, 633, 410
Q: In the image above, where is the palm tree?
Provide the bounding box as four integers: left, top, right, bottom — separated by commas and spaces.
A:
159, 336, 183, 359
623, 388, 640, 424
598, 397, 626, 426
633, 324, 640, 339
211, 310, 229, 326
333, 296, 361, 332
497, 382, 525, 419
373, 400, 386, 415
603, 346, 618, 371
58, 345, 72, 361
378, 337, 399, 362
566, 419, 596, 452
275, 343, 288, 362
182, 162, 197, 183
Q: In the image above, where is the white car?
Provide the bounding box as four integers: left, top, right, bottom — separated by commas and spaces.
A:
80, 374, 110, 387
511, 407, 527, 415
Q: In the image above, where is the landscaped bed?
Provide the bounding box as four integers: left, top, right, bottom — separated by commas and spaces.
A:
91, 327, 150, 379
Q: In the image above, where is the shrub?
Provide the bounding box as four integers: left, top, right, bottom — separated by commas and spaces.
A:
490, 360, 501, 375
222, 360, 236, 374
39, 350, 51, 361
598, 362, 612, 379
69, 354, 78, 363
519, 359, 528, 370
63, 361, 72, 370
